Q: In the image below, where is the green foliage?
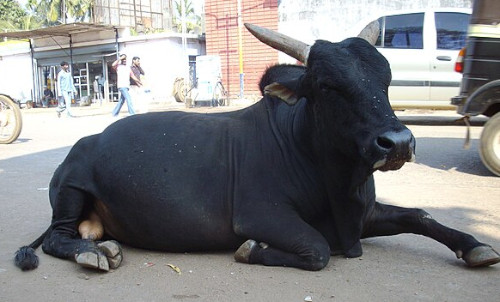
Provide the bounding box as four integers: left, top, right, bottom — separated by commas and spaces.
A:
30, 0, 93, 26
130, 27, 165, 36
174, 0, 195, 18
66, 0, 93, 22
0, 0, 93, 32
173, 0, 202, 33
36, 0, 61, 25
0, 0, 28, 29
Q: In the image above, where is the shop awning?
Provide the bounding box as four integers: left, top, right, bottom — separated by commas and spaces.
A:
0, 23, 119, 40
0, 23, 122, 103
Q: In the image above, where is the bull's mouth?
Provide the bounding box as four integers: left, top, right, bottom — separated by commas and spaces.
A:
373, 152, 416, 171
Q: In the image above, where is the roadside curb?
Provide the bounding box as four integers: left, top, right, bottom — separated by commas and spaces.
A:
395, 110, 488, 126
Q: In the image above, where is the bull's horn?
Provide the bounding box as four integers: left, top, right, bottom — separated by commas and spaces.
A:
244, 23, 311, 65
357, 20, 380, 45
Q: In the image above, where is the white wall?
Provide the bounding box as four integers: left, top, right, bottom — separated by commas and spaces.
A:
278, 0, 472, 62
0, 51, 33, 101
121, 36, 204, 101
0, 33, 204, 103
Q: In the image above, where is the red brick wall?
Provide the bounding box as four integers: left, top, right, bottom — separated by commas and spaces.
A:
205, 0, 279, 99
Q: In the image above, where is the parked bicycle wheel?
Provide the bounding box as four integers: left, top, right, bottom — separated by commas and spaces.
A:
0, 94, 22, 144
212, 81, 228, 106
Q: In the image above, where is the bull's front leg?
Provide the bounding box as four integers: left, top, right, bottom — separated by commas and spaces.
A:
362, 202, 500, 267
232, 210, 331, 271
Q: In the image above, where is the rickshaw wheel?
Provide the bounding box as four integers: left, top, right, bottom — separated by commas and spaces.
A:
479, 111, 500, 176
0, 94, 23, 144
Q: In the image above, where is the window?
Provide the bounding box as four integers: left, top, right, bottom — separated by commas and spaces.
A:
377, 13, 424, 49
435, 12, 470, 50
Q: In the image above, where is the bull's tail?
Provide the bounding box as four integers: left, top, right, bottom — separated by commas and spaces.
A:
14, 227, 50, 271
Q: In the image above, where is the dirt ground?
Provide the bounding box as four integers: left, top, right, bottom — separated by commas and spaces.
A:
0, 103, 499, 301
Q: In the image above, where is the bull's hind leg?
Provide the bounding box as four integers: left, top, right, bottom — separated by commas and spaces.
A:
43, 186, 122, 271
362, 202, 500, 267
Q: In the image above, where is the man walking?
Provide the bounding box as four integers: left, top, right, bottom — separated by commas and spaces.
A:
56, 61, 77, 117
112, 54, 141, 117
130, 56, 146, 112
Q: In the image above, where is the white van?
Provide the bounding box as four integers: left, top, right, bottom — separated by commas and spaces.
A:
360, 8, 471, 109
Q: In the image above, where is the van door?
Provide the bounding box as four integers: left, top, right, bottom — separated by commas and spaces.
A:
430, 12, 470, 101
376, 13, 429, 102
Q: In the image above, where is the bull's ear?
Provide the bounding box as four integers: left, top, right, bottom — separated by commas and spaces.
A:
264, 82, 299, 105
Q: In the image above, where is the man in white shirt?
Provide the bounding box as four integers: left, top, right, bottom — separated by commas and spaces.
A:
56, 61, 77, 117
111, 54, 141, 117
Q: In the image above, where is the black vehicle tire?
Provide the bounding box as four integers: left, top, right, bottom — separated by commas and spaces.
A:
0, 94, 22, 144
479, 111, 500, 176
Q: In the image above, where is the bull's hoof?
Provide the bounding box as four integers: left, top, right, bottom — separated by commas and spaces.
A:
76, 251, 109, 271
463, 245, 500, 267
75, 240, 123, 271
234, 240, 258, 263
98, 240, 123, 269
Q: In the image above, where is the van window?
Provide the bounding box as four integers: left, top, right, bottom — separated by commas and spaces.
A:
376, 13, 424, 49
435, 12, 470, 50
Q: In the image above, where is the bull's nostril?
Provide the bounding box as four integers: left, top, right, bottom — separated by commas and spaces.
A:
377, 136, 394, 150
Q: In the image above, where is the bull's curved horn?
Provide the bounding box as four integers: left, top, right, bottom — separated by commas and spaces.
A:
357, 20, 380, 45
244, 23, 311, 65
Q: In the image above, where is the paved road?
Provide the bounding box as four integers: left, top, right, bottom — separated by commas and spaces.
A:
1, 103, 499, 301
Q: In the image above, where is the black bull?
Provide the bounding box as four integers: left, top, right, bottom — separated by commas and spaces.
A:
15, 23, 499, 272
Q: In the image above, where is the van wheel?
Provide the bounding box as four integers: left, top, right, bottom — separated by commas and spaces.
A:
479, 112, 500, 176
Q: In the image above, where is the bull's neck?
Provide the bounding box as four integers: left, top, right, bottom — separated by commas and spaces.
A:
308, 106, 374, 255
308, 105, 373, 187
266, 98, 314, 156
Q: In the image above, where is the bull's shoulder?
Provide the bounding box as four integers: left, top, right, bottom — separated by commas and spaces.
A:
259, 64, 306, 95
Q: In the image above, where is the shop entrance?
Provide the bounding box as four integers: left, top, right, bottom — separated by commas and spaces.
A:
38, 57, 113, 106
73, 61, 106, 101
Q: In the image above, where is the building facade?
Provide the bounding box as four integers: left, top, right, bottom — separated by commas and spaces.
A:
205, 0, 279, 99
93, 0, 174, 33
1, 0, 474, 104
204, 0, 472, 99
0, 25, 204, 105
0, 0, 203, 105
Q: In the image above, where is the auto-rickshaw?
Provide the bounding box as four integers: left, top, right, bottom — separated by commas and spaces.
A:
451, 0, 500, 176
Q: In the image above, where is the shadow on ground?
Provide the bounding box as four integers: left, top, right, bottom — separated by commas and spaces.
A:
414, 136, 494, 176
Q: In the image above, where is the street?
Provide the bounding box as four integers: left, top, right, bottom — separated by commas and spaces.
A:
1, 103, 499, 302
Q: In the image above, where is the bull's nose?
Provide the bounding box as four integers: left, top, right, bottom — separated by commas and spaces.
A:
374, 129, 416, 170
376, 129, 414, 153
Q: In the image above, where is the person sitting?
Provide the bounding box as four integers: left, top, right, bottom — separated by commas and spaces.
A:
93, 76, 103, 104
42, 87, 53, 108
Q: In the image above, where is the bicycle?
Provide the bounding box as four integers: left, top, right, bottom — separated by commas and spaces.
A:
212, 77, 228, 107
0, 94, 23, 144
173, 76, 228, 107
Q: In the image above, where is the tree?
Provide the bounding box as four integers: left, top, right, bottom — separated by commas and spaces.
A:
0, 0, 28, 30
173, 0, 201, 33
36, 0, 61, 25
175, 0, 195, 18
66, 0, 93, 22
37, 0, 93, 25
20, 0, 44, 30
